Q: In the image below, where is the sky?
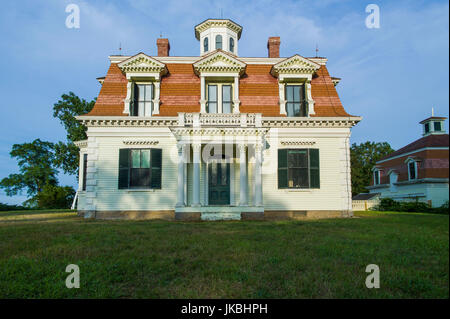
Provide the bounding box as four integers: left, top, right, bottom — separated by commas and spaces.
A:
0, 0, 448, 205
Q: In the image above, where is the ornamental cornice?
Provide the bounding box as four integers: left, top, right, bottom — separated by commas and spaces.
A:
74, 140, 88, 148
280, 141, 316, 146
271, 54, 321, 77
193, 50, 246, 75
122, 139, 159, 145
194, 19, 243, 40
170, 127, 270, 138
118, 52, 167, 75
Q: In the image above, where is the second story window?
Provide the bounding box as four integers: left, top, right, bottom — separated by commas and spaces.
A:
285, 85, 307, 117
229, 37, 234, 53
408, 161, 417, 180
132, 83, 154, 117
207, 84, 232, 114
203, 37, 209, 53
373, 169, 380, 185
215, 35, 222, 50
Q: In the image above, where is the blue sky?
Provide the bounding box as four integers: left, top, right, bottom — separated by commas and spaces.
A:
0, 0, 448, 204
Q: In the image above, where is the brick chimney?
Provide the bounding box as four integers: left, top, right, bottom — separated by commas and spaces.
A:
267, 37, 280, 58
157, 38, 170, 57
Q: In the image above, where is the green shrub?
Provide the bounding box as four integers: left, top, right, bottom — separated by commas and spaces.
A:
34, 185, 75, 209
375, 198, 449, 214
0, 202, 28, 211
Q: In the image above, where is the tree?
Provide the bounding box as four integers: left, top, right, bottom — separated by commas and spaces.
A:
52, 92, 95, 175
350, 141, 394, 196
34, 184, 76, 209
0, 139, 57, 198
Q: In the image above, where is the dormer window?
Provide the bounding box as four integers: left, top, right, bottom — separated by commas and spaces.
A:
203, 37, 209, 53
207, 83, 232, 114
131, 83, 154, 116
285, 84, 307, 117
229, 37, 235, 53
215, 35, 222, 50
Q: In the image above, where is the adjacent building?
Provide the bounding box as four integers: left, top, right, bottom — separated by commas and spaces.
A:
368, 116, 449, 207
75, 19, 361, 220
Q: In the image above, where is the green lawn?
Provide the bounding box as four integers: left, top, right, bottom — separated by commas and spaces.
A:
0, 210, 448, 298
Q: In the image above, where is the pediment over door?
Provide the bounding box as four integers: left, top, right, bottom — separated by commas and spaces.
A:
193, 49, 246, 75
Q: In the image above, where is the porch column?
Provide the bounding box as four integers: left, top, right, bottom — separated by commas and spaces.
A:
176, 143, 186, 207
239, 143, 248, 206
192, 142, 201, 206
254, 142, 263, 206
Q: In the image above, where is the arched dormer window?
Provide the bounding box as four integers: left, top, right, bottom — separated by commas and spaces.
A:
203, 37, 209, 53
229, 37, 235, 53
215, 35, 222, 50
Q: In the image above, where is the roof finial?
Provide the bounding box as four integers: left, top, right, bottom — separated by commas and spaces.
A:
315, 43, 319, 58
432, 107, 434, 117
119, 42, 122, 55
160, 31, 162, 38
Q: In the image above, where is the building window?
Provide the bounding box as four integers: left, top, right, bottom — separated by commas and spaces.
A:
215, 35, 222, 50
131, 83, 154, 116
434, 121, 442, 132
373, 170, 380, 185
229, 37, 234, 53
285, 85, 307, 117
82, 154, 88, 191
424, 123, 430, 134
278, 149, 320, 189
118, 148, 162, 189
207, 83, 233, 114
408, 161, 417, 180
203, 37, 209, 52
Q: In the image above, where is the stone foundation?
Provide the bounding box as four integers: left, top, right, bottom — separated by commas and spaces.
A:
78, 210, 351, 221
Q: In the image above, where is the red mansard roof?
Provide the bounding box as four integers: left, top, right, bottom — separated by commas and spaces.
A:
85, 56, 352, 117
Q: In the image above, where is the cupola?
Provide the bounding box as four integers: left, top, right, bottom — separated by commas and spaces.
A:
419, 111, 447, 137
194, 19, 242, 56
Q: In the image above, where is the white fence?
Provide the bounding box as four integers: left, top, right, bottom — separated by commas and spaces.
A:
352, 199, 380, 211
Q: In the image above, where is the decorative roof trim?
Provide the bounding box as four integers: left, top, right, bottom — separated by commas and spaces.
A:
76, 115, 362, 128
123, 139, 159, 145
194, 19, 243, 40
193, 50, 246, 75
74, 140, 88, 148
118, 52, 167, 75
280, 141, 316, 146
271, 54, 321, 77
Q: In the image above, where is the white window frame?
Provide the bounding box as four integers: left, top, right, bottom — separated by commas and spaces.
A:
206, 82, 233, 114
373, 169, 381, 185
407, 160, 418, 181
132, 82, 154, 117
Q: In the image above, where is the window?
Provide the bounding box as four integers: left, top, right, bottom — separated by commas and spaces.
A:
285, 85, 307, 117
118, 148, 162, 189
434, 121, 442, 132
424, 123, 430, 134
82, 154, 88, 191
203, 37, 209, 52
229, 37, 234, 53
374, 170, 380, 185
207, 84, 233, 113
131, 83, 154, 116
278, 149, 319, 189
215, 35, 222, 50
408, 161, 417, 180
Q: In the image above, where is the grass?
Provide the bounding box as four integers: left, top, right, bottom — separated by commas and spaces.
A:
0, 209, 448, 298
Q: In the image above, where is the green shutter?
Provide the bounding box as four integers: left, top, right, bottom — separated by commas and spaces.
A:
118, 149, 130, 189
278, 149, 288, 188
150, 149, 162, 189
309, 149, 320, 188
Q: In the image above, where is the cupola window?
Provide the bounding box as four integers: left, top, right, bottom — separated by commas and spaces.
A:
215, 35, 222, 50
203, 37, 209, 53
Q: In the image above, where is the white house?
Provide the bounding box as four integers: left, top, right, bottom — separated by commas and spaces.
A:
75, 19, 361, 220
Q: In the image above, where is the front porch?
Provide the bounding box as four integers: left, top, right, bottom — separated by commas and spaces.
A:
172, 127, 268, 221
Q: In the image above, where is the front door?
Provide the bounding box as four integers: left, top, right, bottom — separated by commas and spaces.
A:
208, 162, 230, 205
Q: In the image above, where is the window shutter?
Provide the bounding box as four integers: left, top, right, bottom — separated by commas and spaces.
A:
150, 149, 162, 189
309, 149, 320, 188
278, 149, 288, 188
118, 149, 130, 189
